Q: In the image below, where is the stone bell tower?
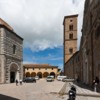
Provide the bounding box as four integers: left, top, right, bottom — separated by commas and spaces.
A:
63, 15, 78, 64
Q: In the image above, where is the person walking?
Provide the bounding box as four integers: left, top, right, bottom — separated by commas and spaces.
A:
95, 77, 99, 84
16, 79, 18, 86
95, 77, 99, 92
19, 79, 22, 85
93, 77, 100, 92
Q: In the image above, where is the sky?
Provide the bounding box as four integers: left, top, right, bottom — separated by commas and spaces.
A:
0, 0, 85, 70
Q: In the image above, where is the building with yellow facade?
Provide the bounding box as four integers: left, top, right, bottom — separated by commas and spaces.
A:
23, 64, 60, 78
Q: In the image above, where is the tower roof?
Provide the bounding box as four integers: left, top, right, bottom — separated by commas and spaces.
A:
63, 14, 78, 25
0, 18, 14, 31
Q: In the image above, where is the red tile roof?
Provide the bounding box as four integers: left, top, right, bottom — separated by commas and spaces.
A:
23, 64, 58, 68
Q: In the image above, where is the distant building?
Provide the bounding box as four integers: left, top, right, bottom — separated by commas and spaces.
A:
0, 18, 23, 83
23, 64, 59, 78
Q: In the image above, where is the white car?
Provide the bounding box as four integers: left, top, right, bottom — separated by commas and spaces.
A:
62, 78, 75, 82
46, 76, 54, 82
35, 76, 39, 80
57, 76, 67, 81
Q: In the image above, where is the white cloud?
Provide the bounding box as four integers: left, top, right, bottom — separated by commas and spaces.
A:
0, 0, 85, 51
31, 54, 63, 62
23, 61, 37, 64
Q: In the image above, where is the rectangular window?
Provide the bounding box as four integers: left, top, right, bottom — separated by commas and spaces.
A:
13, 45, 16, 54
69, 48, 73, 54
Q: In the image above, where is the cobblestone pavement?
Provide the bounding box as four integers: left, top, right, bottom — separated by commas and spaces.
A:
0, 79, 100, 100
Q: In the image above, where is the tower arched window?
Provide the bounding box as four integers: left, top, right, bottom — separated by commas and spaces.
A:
69, 48, 73, 54
69, 33, 73, 39
69, 25, 73, 31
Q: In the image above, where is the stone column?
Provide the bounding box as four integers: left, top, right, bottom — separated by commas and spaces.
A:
1, 55, 6, 83
20, 62, 23, 80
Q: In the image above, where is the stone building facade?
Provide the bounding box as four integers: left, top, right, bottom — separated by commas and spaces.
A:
23, 64, 59, 78
64, 0, 100, 85
81, 0, 100, 84
0, 18, 23, 83
64, 51, 82, 80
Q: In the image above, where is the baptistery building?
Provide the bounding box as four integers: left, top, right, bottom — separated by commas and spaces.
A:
0, 18, 23, 83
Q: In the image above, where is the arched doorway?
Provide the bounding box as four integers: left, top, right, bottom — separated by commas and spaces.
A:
26, 72, 31, 77
43, 72, 49, 78
10, 63, 19, 83
31, 72, 36, 77
37, 72, 42, 78
50, 72, 55, 78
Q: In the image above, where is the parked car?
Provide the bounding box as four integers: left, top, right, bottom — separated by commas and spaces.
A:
57, 76, 67, 81
46, 76, 54, 82
35, 76, 39, 80
24, 77, 36, 83
62, 77, 75, 82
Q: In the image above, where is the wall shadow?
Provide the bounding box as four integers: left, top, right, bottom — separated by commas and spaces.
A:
73, 81, 93, 91
0, 94, 20, 100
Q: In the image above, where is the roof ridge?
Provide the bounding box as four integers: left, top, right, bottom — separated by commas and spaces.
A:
0, 18, 14, 31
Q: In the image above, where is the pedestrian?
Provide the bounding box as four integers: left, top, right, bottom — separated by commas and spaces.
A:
92, 79, 95, 86
16, 79, 18, 86
95, 77, 99, 84
93, 77, 100, 92
19, 79, 22, 85
76, 75, 79, 83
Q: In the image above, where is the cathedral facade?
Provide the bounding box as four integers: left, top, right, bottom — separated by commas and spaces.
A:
64, 0, 100, 85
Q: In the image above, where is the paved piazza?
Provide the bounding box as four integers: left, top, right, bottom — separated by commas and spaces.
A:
0, 79, 100, 100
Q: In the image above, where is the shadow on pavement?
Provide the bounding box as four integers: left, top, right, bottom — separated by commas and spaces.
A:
73, 81, 100, 93
0, 94, 20, 100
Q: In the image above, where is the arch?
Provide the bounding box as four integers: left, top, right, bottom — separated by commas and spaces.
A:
10, 63, 18, 72
43, 72, 49, 78
26, 72, 31, 77
50, 72, 55, 78
9, 62, 19, 70
37, 72, 42, 78
9, 62, 19, 83
31, 72, 36, 77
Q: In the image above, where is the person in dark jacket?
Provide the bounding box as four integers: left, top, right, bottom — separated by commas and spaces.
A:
16, 79, 18, 86
93, 77, 100, 92
95, 77, 99, 84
